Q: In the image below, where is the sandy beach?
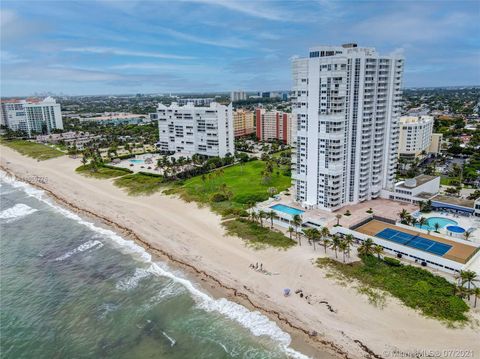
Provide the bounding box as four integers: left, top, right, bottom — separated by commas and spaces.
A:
1, 146, 479, 359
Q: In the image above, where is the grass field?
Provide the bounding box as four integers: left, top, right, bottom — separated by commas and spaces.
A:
440, 176, 461, 186
1, 139, 64, 160
169, 160, 291, 215
114, 173, 165, 196
223, 218, 296, 249
76, 164, 132, 179
317, 256, 469, 323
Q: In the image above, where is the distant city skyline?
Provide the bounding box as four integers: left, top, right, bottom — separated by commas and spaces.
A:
1, 0, 479, 96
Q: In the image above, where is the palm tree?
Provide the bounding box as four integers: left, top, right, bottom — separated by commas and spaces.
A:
463, 231, 472, 241
398, 209, 409, 224
330, 235, 341, 259
258, 210, 266, 227
461, 270, 478, 299
473, 287, 480, 308
343, 234, 355, 257
418, 216, 427, 229
322, 237, 331, 254
339, 240, 348, 263
373, 245, 383, 259
267, 210, 277, 229
287, 226, 294, 240
292, 214, 302, 246
358, 238, 375, 257
410, 217, 418, 227
311, 228, 320, 251
335, 213, 342, 226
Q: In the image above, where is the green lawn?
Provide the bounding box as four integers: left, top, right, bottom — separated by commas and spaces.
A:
317, 256, 469, 323
114, 173, 165, 196
223, 218, 296, 250
440, 176, 461, 186
169, 160, 291, 215
1, 139, 64, 160
76, 164, 133, 179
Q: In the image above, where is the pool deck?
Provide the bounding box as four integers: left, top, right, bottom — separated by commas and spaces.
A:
355, 220, 479, 264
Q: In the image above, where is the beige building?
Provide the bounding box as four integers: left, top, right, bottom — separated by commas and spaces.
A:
398, 116, 441, 159
233, 109, 255, 137
255, 108, 291, 144
428, 133, 443, 154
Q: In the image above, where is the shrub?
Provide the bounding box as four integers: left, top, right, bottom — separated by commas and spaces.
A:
233, 193, 267, 204
102, 164, 133, 173
211, 193, 228, 202
383, 257, 402, 267
138, 171, 162, 178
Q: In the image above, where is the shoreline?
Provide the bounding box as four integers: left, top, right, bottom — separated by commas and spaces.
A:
1, 146, 479, 359
0, 164, 345, 359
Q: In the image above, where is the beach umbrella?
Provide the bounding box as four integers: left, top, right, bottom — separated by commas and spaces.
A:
283, 288, 291, 296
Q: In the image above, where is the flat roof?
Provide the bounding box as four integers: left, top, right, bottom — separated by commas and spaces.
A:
397, 175, 438, 189
355, 220, 478, 264
431, 195, 475, 209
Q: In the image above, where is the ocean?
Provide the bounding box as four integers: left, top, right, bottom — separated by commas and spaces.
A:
0, 173, 311, 359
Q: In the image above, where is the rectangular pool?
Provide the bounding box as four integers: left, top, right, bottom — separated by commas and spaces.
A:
270, 204, 305, 216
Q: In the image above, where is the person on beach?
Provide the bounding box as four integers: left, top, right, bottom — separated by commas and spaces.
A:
260, 263, 263, 271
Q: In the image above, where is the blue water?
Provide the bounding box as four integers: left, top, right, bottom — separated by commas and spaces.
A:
0, 174, 312, 359
446, 225, 466, 234
415, 217, 457, 231
129, 159, 144, 164
270, 204, 305, 216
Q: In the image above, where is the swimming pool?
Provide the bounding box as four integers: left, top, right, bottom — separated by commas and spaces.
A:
270, 204, 305, 216
446, 225, 466, 234
415, 217, 457, 231
129, 159, 144, 164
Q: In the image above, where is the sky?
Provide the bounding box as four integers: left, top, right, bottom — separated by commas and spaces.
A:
1, 0, 479, 96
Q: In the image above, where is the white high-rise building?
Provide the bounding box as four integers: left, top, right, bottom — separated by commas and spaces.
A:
292, 43, 403, 211
230, 90, 247, 102
0, 97, 63, 137
154, 102, 234, 158
398, 115, 436, 159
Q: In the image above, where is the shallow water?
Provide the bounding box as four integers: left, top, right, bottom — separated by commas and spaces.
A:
0, 174, 311, 359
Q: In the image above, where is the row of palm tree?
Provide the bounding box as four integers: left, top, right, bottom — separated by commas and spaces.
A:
249, 209, 278, 229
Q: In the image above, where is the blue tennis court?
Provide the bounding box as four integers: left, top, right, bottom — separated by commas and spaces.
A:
375, 228, 452, 256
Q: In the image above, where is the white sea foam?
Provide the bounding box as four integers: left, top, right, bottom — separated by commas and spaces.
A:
116, 268, 151, 291
162, 331, 176, 347
0, 171, 310, 359
54, 240, 104, 261
0, 203, 38, 223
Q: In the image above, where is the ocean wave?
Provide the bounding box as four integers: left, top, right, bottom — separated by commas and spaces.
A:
0, 171, 310, 359
54, 240, 103, 261
116, 268, 151, 291
0, 203, 38, 223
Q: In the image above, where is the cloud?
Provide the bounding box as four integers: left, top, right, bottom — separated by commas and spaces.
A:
162, 28, 251, 49
63, 46, 194, 60
184, 0, 293, 21
0, 50, 27, 64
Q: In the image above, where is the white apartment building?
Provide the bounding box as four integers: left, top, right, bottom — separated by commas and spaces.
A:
230, 91, 247, 102
292, 43, 403, 211
1, 97, 63, 137
398, 115, 437, 159
154, 102, 234, 158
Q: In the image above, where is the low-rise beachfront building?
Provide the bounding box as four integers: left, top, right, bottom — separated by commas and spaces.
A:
381, 175, 440, 204
333, 218, 480, 274
255, 108, 291, 144
153, 102, 234, 158
1, 97, 63, 136
233, 109, 255, 138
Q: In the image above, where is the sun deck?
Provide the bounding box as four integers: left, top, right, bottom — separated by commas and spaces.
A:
355, 220, 479, 264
